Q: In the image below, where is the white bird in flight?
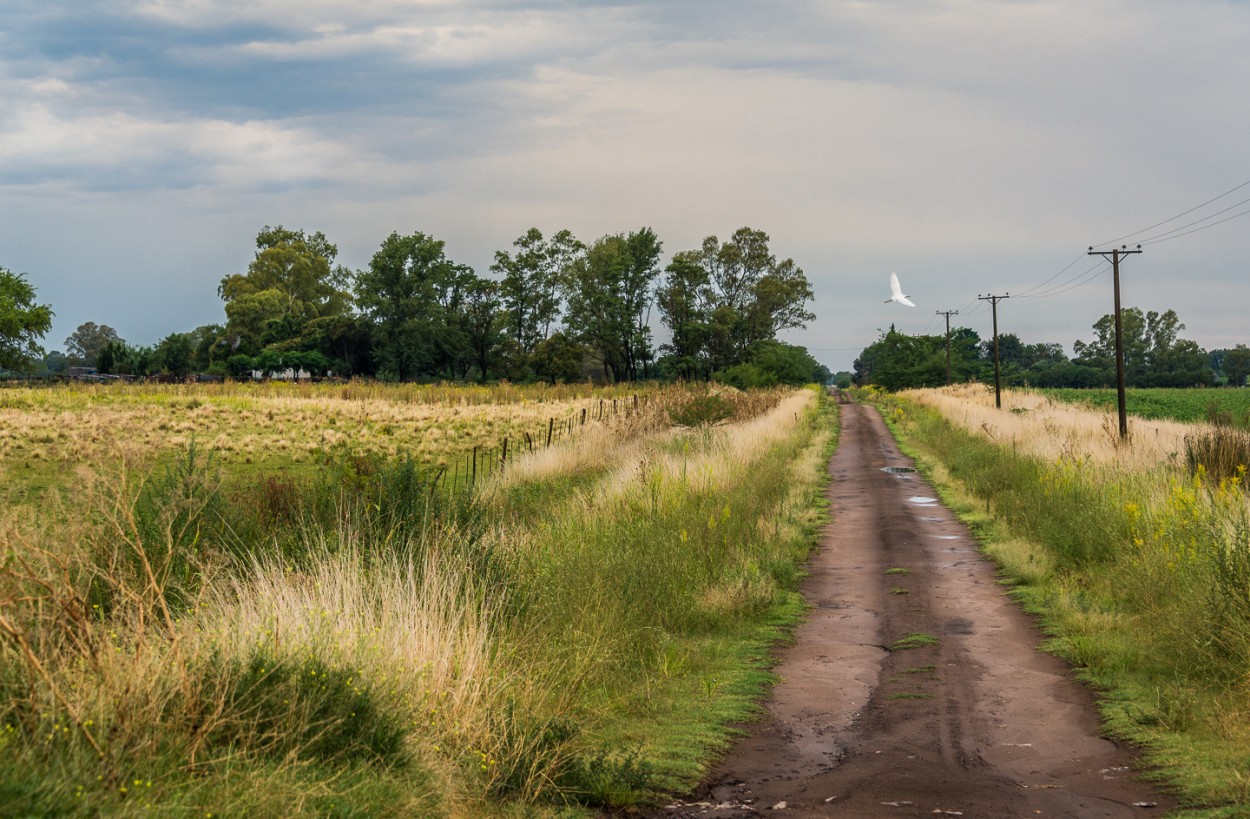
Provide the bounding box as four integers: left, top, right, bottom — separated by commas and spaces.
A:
885, 272, 915, 307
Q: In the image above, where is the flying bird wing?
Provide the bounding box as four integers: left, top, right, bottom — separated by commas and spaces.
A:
887, 272, 916, 307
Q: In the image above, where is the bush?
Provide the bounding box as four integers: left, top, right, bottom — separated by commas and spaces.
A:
1185, 427, 1250, 486
187, 649, 409, 765
668, 393, 735, 427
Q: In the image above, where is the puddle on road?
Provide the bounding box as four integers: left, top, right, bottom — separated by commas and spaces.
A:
931, 535, 961, 540
881, 466, 916, 474
907, 496, 938, 505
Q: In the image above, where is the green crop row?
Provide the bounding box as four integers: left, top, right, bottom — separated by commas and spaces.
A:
1044, 387, 1250, 427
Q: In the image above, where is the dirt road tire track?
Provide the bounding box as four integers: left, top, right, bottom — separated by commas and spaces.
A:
653, 400, 1173, 818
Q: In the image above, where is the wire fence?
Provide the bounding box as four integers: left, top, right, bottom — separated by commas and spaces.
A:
430, 394, 648, 496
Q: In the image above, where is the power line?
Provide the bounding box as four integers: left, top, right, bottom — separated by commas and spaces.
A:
1094, 178, 1250, 247
1015, 258, 1110, 300
1011, 251, 1089, 298
1137, 200, 1250, 246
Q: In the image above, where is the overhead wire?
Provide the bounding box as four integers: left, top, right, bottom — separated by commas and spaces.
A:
1014, 258, 1110, 300
1136, 198, 1250, 246
1094, 178, 1250, 248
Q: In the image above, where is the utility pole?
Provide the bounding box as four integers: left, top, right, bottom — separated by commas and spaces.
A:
937, 310, 959, 385
978, 294, 1010, 409
1087, 244, 1142, 439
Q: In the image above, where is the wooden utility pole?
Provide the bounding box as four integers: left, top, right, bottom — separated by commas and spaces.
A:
978, 294, 1010, 409
937, 310, 959, 385
1087, 244, 1142, 439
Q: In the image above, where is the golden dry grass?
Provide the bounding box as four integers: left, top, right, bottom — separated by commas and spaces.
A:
901, 384, 1197, 471
0, 382, 653, 487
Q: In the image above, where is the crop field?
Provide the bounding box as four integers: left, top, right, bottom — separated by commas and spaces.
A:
1043, 386, 1250, 426
879, 384, 1250, 813
0, 381, 833, 817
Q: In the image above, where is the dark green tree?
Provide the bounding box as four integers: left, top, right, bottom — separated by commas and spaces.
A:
715, 340, 827, 388
356, 231, 465, 381
42, 350, 69, 376
697, 228, 814, 370
0, 267, 53, 373
530, 331, 588, 384
154, 333, 195, 379
64, 322, 122, 368
854, 328, 948, 391
460, 278, 504, 382
656, 250, 711, 380
563, 228, 662, 382
218, 226, 351, 354
1073, 307, 1213, 387
1223, 344, 1250, 387
492, 228, 583, 352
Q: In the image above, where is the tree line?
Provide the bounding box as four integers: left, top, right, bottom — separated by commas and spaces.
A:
2, 224, 829, 387
854, 308, 1250, 390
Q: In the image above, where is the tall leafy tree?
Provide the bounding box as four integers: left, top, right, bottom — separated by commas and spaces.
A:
0, 267, 53, 373
64, 322, 122, 368
492, 228, 583, 352
459, 277, 504, 382
854, 328, 948, 390
1073, 307, 1213, 387
218, 226, 351, 354
696, 228, 815, 371
1223, 344, 1250, 387
656, 250, 712, 380
563, 228, 662, 382
154, 332, 195, 379
357, 231, 471, 381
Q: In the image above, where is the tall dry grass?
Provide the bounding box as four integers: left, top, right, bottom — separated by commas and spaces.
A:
0, 469, 501, 814
1, 383, 829, 813
901, 384, 1196, 471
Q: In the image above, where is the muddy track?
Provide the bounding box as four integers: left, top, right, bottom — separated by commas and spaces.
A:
653, 401, 1173, 818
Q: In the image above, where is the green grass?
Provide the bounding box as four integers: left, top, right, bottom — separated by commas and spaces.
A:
889, 633, 939, 651
0, 386, 836, 816
1044, 387, 1250, 427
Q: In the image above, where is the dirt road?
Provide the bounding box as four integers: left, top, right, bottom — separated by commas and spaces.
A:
656, 401, 1173, 818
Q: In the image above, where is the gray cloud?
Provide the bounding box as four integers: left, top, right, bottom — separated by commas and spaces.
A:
0, 0, 1247, 368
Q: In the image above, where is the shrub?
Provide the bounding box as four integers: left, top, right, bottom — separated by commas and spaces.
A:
1185, 427, 1250, 486
668, 393, 735, 428
187, 649, 410, 765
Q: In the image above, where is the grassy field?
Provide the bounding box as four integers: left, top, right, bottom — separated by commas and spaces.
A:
1043, 386, 1250, 426
876, 385, 1250, 816
0, 380, 668, 498
0, 381, 834, 816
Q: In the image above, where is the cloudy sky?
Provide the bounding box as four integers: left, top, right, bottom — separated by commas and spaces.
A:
2, 0, 1248, 372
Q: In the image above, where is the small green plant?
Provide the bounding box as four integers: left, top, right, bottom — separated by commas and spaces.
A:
890, 586, 909, 595
890, 633, 939, 651
566, 747, 655, 807
668, 393, 735, 428
904, 665, 937, 675
884, 567, 909, 576
191, 649, 410, 765
885, 692, 932, 700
